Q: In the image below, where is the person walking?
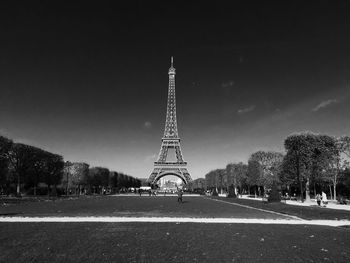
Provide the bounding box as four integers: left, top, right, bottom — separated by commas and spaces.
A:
316, 193, 321, 206
321, 191, 328, 207
177, 189, 183, 203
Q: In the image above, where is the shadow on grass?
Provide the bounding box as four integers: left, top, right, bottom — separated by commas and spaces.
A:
0, 212, 21, 216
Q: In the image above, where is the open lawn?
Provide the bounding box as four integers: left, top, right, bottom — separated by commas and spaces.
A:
1, 223, 350, 263
1, 195, 292, 219
1, 195, 350, 262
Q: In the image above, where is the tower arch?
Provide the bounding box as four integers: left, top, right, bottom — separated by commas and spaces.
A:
153, 172, 187, 185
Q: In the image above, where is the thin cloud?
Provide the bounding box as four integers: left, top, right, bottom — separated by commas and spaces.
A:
312, 99, 338, 112
221, 80, 235, 96
144, 121, 152, 128
221, 80, 235, 88
144, 154, 157, 162
237, 105, 255, 114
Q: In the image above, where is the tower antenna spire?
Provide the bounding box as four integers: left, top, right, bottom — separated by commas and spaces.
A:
171, 56, 174, 67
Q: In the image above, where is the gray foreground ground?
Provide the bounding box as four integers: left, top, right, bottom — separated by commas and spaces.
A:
1, 195, 350, 262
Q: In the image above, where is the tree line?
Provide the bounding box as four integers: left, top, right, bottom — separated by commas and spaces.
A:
202, 132, 350, 201
0, 135, 141, 196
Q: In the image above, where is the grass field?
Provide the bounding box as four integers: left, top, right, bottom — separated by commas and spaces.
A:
1, 195, 292, 219
1, 195, 350, 262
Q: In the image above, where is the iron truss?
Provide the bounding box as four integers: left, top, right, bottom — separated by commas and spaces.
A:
148, 57, 192, 185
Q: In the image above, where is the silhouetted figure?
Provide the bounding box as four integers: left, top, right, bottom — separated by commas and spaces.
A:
322, 191, 328, 207
316, 193, 321, 206
177, 189, 183, 203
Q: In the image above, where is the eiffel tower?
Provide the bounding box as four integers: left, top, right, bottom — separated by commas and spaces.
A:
148, 57, 192, 185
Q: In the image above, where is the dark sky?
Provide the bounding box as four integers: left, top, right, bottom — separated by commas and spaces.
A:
1, 1, 350, 179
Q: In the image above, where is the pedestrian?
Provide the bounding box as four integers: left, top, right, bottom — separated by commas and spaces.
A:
139, 189, 142, 196
177, 189, 183, 203
321, 191, 328, 207
316, 193, 321, 206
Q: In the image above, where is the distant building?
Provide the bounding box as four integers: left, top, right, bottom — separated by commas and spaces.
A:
158, 177, 182, 191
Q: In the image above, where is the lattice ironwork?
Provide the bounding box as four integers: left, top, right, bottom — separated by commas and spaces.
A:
148, 57, 192, 185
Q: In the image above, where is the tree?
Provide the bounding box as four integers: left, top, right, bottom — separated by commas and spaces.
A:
217, 169, 226, 194
204, 169, 225, 193
268, 181, 281, 202
280, 153, 300, 195
190, 178, 206, 191
88, 167, 110, 194
321, 136, 348, 200
110, 171, 119, 190
26, 146, 48, 196
249, 151, 284, 193
0, 136, 12, 160
1, 138, 65, 196
73, 162, 89, 194
62, 162, 89, 195
205, 170, 218, 190
62, 161, 73, 195
338, 168, 350, 198
247, 158, 262, 196
284, 132, 338, 202
337, 136, 350, 158
336, 136, 350, 199
6, 143, 36, 195
0, 136, 13, 195
43, 153, 64, 196
116, 172, 127, 189
0, 157, 9, 192
134, 178, 141, 188
226, 162, 248, 197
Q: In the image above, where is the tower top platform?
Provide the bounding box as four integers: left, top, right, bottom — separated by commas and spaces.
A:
168, 56, 176, 75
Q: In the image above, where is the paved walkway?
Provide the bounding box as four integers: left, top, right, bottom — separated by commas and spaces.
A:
112, 193, 201, 197
1, 216, 349, 227
239, 195, 350, 211
285, 199, 350, 211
